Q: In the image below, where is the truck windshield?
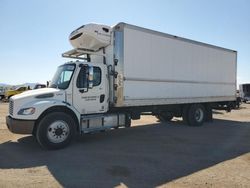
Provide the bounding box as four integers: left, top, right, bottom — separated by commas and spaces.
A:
50, 64, 75, 89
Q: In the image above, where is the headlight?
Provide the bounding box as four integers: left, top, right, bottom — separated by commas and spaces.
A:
18, 107, 35, 115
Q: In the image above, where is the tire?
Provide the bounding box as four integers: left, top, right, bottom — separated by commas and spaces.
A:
205, 104, 213, 122
156, 112, 173, 122
125, 114, 131, 128
187, 104, 205, 126
36, 112, 76, 150
182, 105, 190, 124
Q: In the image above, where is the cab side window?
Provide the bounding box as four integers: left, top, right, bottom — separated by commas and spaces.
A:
77, 66, 101, 88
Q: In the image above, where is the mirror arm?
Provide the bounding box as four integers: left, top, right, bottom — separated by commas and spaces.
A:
88, 65, 94, 89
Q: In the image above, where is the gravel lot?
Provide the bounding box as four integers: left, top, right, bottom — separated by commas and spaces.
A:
0, 102, 250, 188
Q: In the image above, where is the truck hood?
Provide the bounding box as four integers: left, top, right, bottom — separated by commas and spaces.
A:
9, 88, 68, 120
11, 88, 65, 100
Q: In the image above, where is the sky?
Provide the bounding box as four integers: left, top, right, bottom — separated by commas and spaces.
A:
0, 0, 249, 86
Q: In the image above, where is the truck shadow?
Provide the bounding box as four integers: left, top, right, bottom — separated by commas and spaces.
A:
0, 119, 249, 187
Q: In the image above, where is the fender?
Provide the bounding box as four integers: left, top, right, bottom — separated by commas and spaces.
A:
33, 104, 81, 134
14, 99, 81, 122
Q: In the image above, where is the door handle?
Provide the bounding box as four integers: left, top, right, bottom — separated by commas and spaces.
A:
100, 94, 105, 103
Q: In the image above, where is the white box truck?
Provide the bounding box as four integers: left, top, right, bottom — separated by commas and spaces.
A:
239, 84, 250, 102
6, 23, 237, 149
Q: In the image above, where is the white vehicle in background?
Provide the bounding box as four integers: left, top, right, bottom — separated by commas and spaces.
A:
6, 23, 237, 149
0, 87, 6, 100
239, 84, 250, 103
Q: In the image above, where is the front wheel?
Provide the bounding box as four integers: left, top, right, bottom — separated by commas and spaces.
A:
36, 112, 76, 150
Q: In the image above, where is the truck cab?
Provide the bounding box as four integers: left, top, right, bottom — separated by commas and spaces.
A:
6, 58, 128, 149
50, 61, 109, 114
6, 23, 129, 149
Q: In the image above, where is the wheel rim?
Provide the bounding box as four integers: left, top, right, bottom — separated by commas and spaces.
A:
47, 120, 70, 143
195, 108, 204, 122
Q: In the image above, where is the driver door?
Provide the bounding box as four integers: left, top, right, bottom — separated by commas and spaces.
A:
73, 63, 108, 115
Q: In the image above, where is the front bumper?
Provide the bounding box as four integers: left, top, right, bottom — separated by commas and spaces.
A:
6, 116, 35, 134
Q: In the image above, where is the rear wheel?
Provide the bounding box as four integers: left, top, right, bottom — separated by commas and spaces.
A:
36, 112, 76, 150
156, 112, 173, 122
182, 105, 190, 124
125, 114, 131, 128
187, 104, 206, 126
205, 104, 213, 122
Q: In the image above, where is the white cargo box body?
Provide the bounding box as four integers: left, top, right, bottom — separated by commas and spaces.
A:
113, 23, 237, 107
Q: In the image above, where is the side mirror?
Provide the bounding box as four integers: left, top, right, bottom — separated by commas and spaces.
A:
88, 65, 94, 89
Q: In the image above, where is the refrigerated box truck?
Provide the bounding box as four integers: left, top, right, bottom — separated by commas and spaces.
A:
6, 23, 237, 149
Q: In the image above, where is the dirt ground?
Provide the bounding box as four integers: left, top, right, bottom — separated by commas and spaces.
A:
0, 102, 249, 188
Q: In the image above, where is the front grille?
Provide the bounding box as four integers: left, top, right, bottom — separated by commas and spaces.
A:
9, 100, 14, 116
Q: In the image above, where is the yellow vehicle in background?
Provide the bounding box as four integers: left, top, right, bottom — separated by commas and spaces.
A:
5, 86, 29, 100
